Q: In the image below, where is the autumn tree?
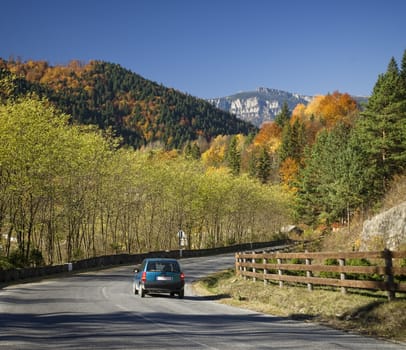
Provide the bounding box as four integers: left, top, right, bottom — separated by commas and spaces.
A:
252, 122, 282, 152
317, 91, 358, 128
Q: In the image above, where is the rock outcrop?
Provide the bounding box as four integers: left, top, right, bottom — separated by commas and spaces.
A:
361, 201, 406, 250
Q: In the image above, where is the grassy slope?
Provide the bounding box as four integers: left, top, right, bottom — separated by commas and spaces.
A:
193, 269, 406, 343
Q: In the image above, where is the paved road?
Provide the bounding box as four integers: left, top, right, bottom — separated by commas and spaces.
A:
0, 253, 404, 349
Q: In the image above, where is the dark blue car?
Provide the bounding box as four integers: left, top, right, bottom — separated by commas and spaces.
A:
133, 258, 185, 298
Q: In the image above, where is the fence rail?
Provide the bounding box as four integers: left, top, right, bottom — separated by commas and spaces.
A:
235, 249, 406, 300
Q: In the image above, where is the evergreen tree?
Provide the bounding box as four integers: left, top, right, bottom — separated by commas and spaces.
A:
279, 119, 306, 163
256, 147, 272, 184
400, 49, 406, 87
295, 117, 394, 227
226, 136, 241, 175
191, 143, 201, 159
356, 55, 406, 194
274, 101, 290, 128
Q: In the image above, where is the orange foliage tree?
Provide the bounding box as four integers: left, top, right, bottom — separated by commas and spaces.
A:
317, 91, 358, 128
252, 122, 282, 152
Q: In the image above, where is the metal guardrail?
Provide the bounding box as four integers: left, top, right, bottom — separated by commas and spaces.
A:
0, 240, 292, 284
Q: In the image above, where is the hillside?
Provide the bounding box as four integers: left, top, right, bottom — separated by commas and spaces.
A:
0, 59, 257, 149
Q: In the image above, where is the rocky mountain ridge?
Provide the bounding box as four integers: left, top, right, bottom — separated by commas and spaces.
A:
208, 87, 313, 127
209, 87, 368, 127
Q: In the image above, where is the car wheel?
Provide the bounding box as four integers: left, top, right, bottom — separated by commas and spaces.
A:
140, 286, 146, 298
178, 290, 184, 299
132, 282, 138, 295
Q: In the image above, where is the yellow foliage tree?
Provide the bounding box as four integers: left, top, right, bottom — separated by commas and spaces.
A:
279, 157, 299, 191
201, 135, 228, 167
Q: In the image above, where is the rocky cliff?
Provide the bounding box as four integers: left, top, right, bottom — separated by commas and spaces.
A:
208, 87, 313, 127
361, 201, 406, 251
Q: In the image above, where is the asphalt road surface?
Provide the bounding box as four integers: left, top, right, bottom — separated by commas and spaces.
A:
0, 253, 404, 349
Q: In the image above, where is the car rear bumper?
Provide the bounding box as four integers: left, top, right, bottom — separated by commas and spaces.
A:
143, 281, 184, 293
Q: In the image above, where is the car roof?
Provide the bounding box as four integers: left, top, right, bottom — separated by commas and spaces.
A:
143, 258, 179, 263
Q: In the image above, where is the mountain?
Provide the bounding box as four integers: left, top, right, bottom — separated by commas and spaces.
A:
0, 59, 257, 149
208, 87, 369, 127
208, 87, 313, 127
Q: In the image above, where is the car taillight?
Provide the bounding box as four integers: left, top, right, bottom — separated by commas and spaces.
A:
141, 271, 147, 283
180, 272, 185, 281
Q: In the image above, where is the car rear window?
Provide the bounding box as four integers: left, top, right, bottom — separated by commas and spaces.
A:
147, 261, 180, 273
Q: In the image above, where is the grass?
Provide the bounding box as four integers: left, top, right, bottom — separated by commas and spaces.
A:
193, 269, 406, 343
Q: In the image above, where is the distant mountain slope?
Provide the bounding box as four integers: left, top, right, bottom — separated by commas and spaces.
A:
209, 87, 368, 127
0, 59, 257, 149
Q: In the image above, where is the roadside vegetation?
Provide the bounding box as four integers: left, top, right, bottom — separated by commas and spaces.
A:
194, 269, 406, 342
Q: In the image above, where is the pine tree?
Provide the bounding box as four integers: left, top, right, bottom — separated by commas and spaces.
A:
226, 136, 241, 175
357, 55, 406, 194
274, 101, 290, 128
256, 147, 272, 184
279, 119, 306, 163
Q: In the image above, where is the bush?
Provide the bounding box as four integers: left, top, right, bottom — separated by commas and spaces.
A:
29, 248, 45, 267
0, 256, 14, 270
8, 249, 28, 268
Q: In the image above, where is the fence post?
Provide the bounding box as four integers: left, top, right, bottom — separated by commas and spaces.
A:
263, 253, 268, 286
277, 254, 283, 288
339, 258, 347, 294
235, 253, 239, 276
243, 255, 247, 280
383, 249, 395, 301
252, 251, 256, 282
305, 251, 313, 291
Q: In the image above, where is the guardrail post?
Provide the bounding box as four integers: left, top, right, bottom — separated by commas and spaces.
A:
339, 258, 347, 294
383, 249, 395, 301
263, 253, 268, 286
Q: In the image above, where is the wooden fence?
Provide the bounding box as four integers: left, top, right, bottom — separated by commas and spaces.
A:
235, 249, 406, 300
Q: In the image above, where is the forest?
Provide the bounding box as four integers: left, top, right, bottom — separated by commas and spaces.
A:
0, 59, 256, 149
0, 50, 405, 268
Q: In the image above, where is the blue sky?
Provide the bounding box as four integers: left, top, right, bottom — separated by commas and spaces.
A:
1, 0, 405, 99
